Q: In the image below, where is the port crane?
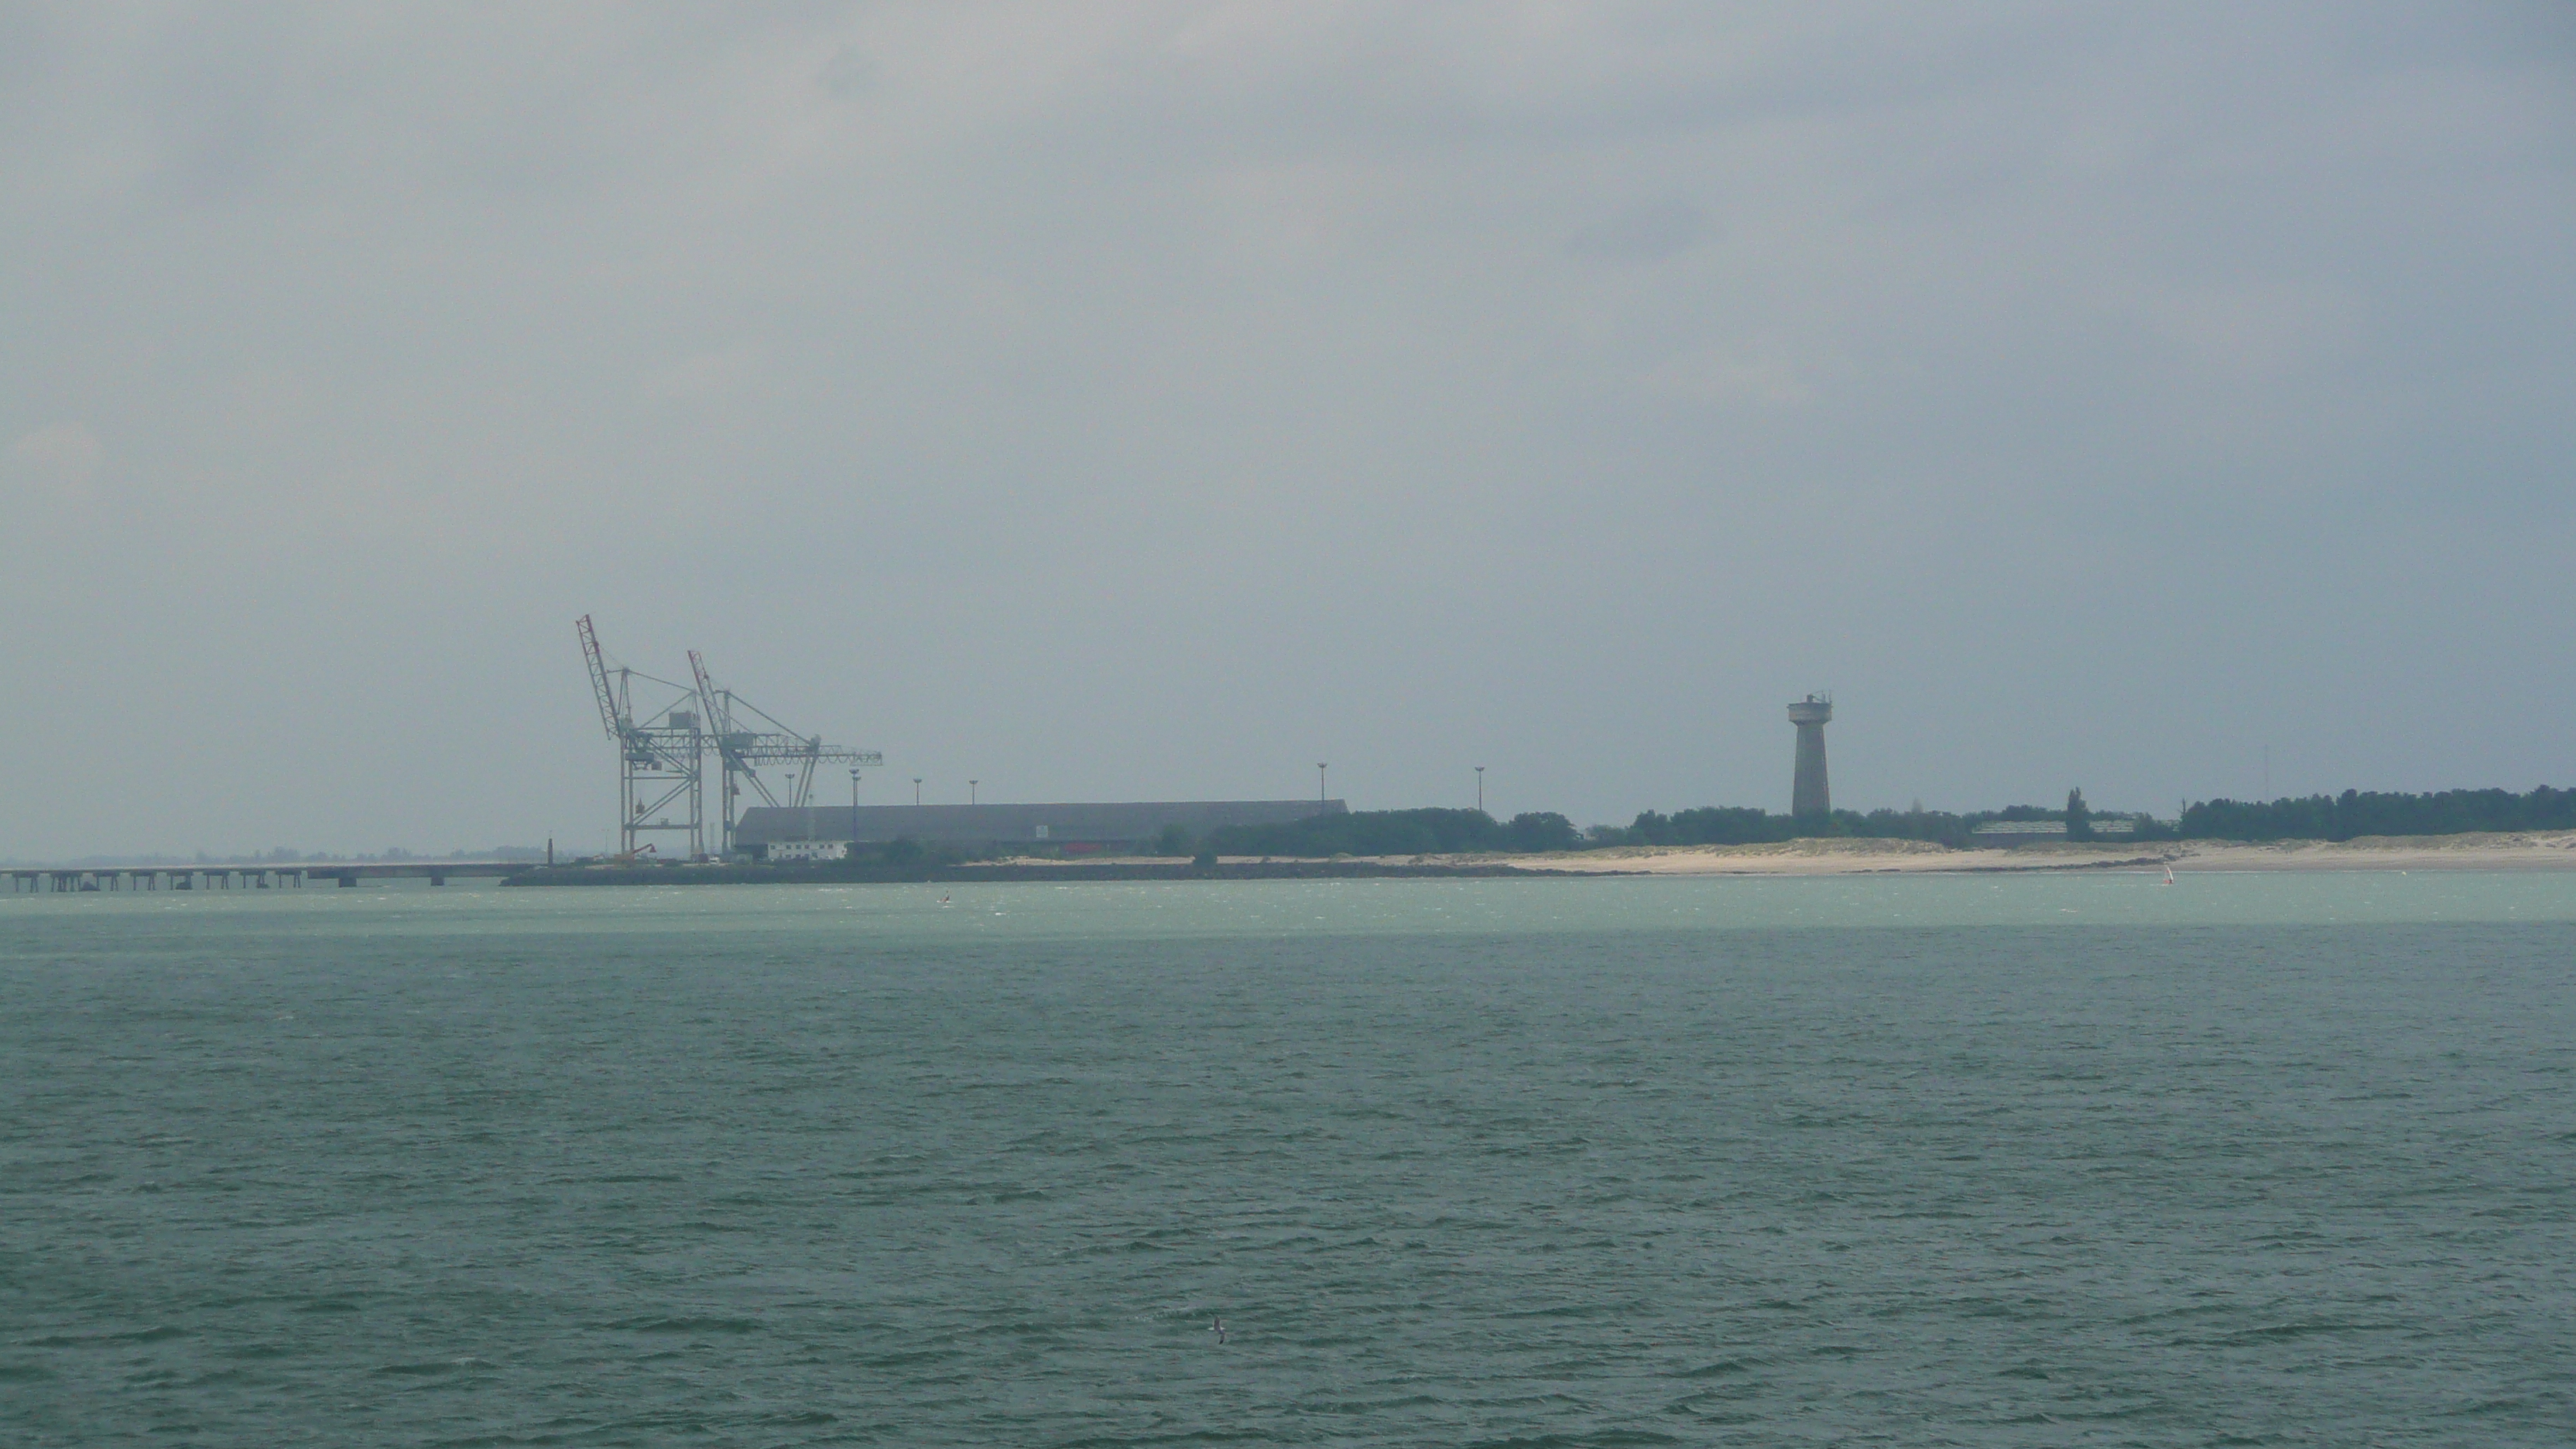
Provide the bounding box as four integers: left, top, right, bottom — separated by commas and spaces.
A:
577, 615, 707, 858
690, 649, 883, 855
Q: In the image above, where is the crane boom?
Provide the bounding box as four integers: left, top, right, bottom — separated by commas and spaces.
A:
576, 615, 623, 739
687, 650, 724, 737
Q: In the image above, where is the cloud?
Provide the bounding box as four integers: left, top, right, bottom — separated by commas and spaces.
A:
2129, 281, 2355, 383
1644, 352, 1819, 409
1564, 199, 1708, 263
6, 422, 105, 500
817, 46, 878, 100
648, 345, 766, 401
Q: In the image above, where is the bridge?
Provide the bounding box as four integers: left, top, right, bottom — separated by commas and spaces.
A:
2, 861, 539, 894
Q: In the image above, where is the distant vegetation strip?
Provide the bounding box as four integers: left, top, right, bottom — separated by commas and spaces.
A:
1180, 785, 2576, 857
1204, 808, 1583, 858
2174, 786, 2576, 842
1204, 804, 2003, 855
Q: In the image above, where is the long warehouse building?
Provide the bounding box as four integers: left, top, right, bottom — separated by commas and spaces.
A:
734, 799, 1345, 855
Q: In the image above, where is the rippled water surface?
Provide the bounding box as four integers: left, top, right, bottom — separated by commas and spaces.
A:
5, 873, 2574, 1445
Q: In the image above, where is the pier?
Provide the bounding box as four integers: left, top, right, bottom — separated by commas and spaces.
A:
2, 862, 537, 893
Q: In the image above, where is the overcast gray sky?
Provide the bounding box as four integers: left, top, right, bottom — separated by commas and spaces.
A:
4, 2, 2571, 858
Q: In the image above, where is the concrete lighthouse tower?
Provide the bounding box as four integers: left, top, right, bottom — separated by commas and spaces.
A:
1786, 694, 1833, 816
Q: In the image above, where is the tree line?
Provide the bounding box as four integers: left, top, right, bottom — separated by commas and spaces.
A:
1194, 803, 2052, 856
1162, 783, 2575, 857
1198, 807, 1582, 858
2176, 786, 2576, 841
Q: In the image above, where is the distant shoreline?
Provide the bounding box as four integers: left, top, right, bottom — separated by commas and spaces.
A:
498, 831, 2576, 886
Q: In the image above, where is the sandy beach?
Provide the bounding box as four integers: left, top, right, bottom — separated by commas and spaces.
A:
1381, 831, 2576, 876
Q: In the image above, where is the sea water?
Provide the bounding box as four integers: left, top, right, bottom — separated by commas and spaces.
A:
3, 873, 2571, 1445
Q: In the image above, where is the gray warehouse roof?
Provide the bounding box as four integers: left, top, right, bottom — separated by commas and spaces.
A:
735, 799, 1346, 848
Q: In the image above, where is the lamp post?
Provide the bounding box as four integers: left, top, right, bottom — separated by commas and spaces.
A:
1317, 762, 1327, 803
1475, 766, 1485, 814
